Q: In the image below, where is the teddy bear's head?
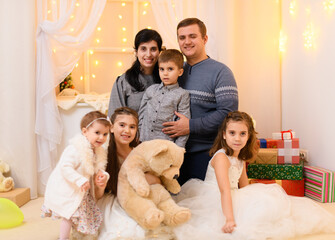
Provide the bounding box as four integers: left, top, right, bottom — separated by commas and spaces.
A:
140, 140, 185, 180
0, 159, 14, 192
0, 160, 10, 173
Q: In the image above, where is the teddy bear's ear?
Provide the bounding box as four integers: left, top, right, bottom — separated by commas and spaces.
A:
149, 144, 171, 174
151, 144, 169, 157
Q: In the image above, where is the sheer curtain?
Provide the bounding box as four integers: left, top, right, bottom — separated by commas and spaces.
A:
36, 0, 106, 194
149, 0, 183, 49
150, 0, 232, 63
150, 0, 281, 139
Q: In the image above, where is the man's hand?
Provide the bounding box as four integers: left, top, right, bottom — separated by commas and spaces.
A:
162, 111, 190, 138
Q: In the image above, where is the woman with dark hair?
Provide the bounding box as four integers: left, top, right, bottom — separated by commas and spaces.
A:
108, 29, 163, 116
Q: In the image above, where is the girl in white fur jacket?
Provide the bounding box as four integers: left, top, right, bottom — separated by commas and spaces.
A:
42, 111, 111, 240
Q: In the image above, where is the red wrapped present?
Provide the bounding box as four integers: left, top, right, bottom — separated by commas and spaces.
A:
265, 138, 277, 148
257, 138, 278, 148
249, 179, 305, 197
273, 130, 299, 164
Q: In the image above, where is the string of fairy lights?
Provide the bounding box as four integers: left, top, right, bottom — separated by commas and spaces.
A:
50, 0, 335, 91
73, 0, 154, 92
279, 0, 335, 53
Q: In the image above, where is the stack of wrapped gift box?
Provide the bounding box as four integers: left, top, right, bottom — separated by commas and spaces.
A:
304, 166, 335, 202
247, 130, 305, 197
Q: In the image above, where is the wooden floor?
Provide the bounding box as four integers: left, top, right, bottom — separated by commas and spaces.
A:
1, 197, 335, 240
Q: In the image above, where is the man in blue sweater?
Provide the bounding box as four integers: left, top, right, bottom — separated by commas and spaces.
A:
162, 18, 238, 185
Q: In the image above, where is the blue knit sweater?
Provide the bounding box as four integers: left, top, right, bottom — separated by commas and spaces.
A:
179, 57, 238, 153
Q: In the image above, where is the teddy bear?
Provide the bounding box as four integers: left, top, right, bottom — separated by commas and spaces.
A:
117, 139, 191, 230
0, 159, 14, 192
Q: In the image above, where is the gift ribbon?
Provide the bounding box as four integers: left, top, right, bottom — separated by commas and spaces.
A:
281, 129, 293, 140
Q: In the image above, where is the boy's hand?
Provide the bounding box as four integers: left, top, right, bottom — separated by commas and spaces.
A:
80, 181, 90, 192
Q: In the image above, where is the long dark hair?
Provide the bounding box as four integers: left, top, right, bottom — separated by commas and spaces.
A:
105, 107, 140, 195
125, 29, 163, 91
209, 111, 258, 161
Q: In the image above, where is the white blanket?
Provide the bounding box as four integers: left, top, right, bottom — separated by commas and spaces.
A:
57, 89, 110, 114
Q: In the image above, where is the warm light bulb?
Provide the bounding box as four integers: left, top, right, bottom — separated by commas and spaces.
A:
47, 10, 51, 14
122, 48, 126, 52
92, 74, 96, 78
303, 23, 315, 49
122, 27, 126, 31
122, 38, 127, 43
97, 27, 101, 31
289, 0, 296, 15
147, 26, 152, 29
75, 63, 79, 68
143, 11, 147, 15
80, 76, 83, 81
75, 2, 80, 7
96, 39, 100, 44
118, 15, 123, 19
121, 2, 126, 7
144, 2, 149, 7
53, 49, 56, 53
323, 0, 335, 12
70, 28, 75, 32
117, 61, 123, 67
95, 60, 99, 65
89, 50, 94, 55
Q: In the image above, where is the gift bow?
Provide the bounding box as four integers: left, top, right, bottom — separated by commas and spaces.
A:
281, 129, 293, 140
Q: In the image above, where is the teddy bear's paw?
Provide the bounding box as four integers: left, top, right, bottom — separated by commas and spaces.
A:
3, 178, 14, 190
144, 208, 165, 229
136, 185, 150, 198
171, 208, 191, 225
168, 184, 181, 195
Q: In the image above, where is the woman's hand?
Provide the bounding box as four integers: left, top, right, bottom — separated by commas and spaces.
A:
80, 181, 90, 192
145, 173, 161, 185
222, 220, 236, 233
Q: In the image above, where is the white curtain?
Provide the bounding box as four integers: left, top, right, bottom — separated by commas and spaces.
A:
149, 0, 183, 49
150, 0, 281, 139
150, 0, 231, 62
36, 0, 106, 194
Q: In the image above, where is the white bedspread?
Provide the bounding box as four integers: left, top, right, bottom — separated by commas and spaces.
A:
57, 89, 110, 114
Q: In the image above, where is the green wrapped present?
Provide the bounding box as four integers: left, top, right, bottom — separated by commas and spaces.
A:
247, 161, 303, 180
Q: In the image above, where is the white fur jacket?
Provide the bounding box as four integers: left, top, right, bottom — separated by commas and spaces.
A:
44, 134, 107, 219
